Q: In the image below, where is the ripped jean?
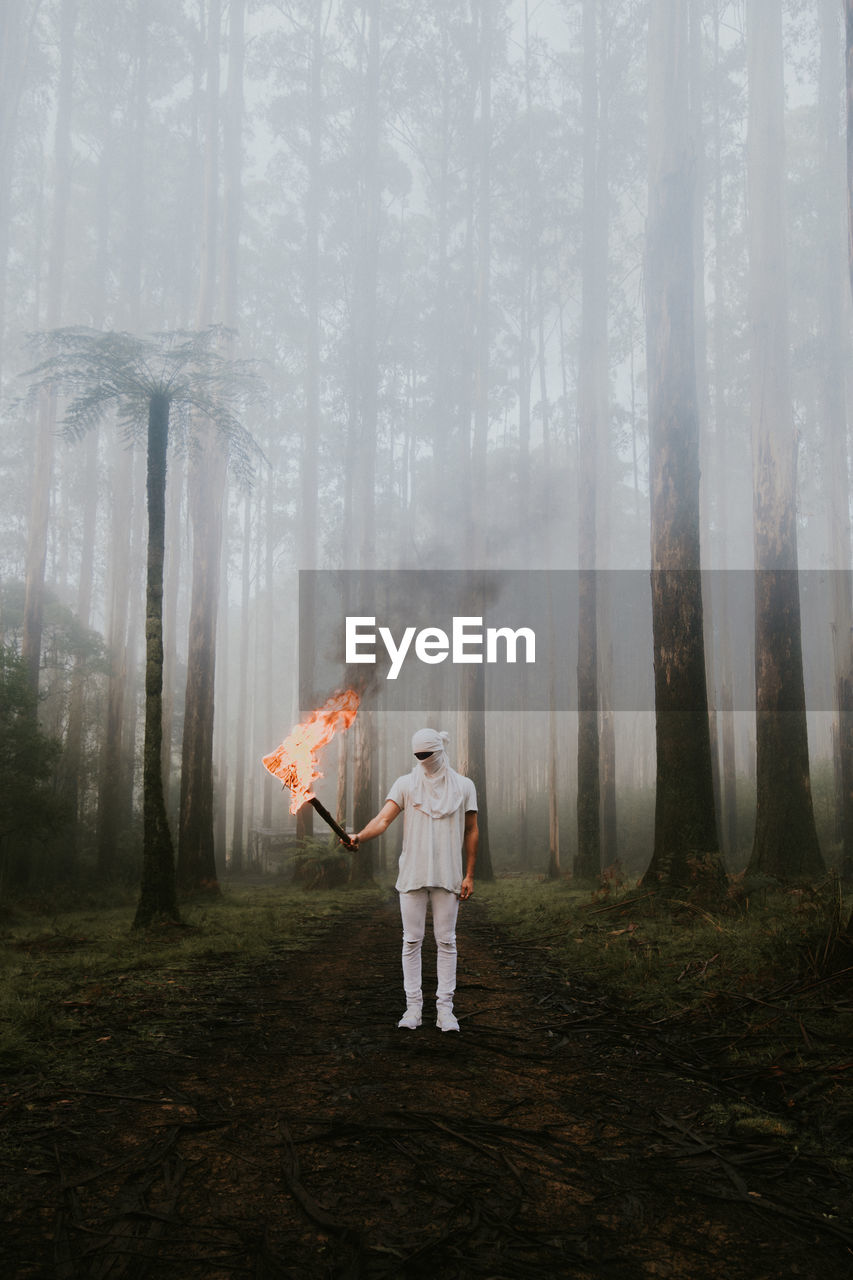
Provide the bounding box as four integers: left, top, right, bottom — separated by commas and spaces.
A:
398, 887, 459, 1011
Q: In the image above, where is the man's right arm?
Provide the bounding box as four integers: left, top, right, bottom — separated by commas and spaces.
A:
349, 799, 401, 847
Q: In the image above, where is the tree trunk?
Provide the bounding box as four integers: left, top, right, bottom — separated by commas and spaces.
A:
97, 439, 134, 877
22, 0, 76, 696
642, 0, 723, 895
745, 0, 824, 884
459, 577, 494, 882
119, 453, 145, 839
195, 0, 221, 331
178, 439, 226, 893
350, 709, 377, 884
161, 451, 183, 817
574, 0, 603, 883
62, 121, 114, 854
0, 1, 38, 383
296, 0, 324, 846
60, 427, 99, 846
832, 0, 853, 884
261, 457, 275, 831
546, 582, 561, 879
847, 0, 853, 302
178, 0, 226, 896
134, 393, 180, 927
347, 0, 382, 880
711, 0, 737, 861
459, 0, 495, 882
691, 0, 723, 852
211, 0, 244, 871
459, 661, 493, 881
230, 489, 252, 873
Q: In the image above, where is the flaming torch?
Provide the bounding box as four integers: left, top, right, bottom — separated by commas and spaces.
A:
262, 689, 360, 848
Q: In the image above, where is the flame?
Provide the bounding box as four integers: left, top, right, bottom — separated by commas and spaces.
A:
262, 689, 360, 814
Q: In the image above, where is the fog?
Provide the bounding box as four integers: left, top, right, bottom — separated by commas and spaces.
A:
1, 0, 851, 897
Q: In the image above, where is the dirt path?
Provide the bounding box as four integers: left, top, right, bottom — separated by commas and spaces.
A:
3, 892, 851, 1278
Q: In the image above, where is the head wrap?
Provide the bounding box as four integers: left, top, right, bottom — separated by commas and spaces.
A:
408, 728, 464, 818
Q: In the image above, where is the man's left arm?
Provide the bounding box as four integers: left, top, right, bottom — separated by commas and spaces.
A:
460, 810, 478, 900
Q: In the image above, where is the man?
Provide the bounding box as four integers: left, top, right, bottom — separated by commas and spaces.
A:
347, 729, 478, 1032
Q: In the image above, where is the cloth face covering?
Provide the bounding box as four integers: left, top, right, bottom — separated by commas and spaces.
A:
408, 728, 464, 818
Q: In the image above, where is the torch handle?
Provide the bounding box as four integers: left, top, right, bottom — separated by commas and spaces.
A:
308, 796, 356, 849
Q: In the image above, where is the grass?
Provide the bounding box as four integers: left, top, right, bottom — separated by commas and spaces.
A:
478, 873, 850, 1013
3, 872, 851, 1160
0, 880, 386, 1077
478, 872, 853, 1166
1, 868, 852, 1215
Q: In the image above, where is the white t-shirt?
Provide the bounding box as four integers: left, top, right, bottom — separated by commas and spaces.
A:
387, 771, 477, 895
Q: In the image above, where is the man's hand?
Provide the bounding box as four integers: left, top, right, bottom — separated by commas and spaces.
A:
341, 834, 359, 850
460, 875, 474, 900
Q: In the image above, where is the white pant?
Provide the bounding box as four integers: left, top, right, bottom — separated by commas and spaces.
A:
399, 887, 459, 1010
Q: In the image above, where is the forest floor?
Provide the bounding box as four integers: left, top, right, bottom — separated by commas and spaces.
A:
2, 883, 852, 1279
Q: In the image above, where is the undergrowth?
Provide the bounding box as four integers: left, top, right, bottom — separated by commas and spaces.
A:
478, 873, 850, 1014
479, 873, 853, 1165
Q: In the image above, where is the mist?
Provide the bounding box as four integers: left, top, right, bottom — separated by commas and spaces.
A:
0, 0, 851, 896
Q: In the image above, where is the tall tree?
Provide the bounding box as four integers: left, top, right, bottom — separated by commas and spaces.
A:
459, 0, 495, 883
574, 0, 604, 883
179, 0, 231, 896
25, 327, 258, 925
708, 0, 738, 861
296, 0, 326, 847
347, 0, 383, 885
642, 0, 722, 893
230, 488, 252, 872
829, 0, 853, 884
94, 2, 152, 876
745, 0, 823, 884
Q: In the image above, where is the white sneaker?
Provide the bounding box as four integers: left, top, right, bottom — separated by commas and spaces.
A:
397, 1006, 422, 1029
436, 1008, 460, 1032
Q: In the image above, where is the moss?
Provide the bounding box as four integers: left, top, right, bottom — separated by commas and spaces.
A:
0, 883, 385, 1077
479, 874, 851, 1020
704, 1102, 796, 1141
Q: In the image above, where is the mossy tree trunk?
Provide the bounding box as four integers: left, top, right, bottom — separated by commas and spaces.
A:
134, 392, 180, 928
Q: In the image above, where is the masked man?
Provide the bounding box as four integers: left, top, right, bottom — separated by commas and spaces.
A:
348, 729, 478, 1032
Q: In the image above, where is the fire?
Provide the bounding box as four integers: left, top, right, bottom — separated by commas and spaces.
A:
262, 689, 360, 814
